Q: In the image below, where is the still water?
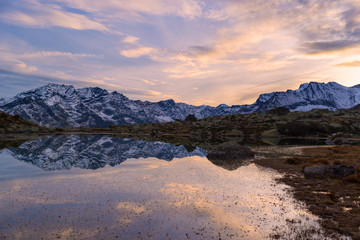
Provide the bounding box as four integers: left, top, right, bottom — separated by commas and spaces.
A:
0, 135, 330, 239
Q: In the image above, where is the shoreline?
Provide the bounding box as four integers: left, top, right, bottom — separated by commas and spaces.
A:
253, 145, 360, 239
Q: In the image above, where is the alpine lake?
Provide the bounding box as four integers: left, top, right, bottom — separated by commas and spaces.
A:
0, 135, 352, 239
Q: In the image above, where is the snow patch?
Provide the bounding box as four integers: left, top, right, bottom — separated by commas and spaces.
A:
156, 116, 173, 122
291, 105, 333, 112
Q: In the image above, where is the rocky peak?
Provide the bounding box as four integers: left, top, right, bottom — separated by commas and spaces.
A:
78, 87, 109, 100
158, 99, 176, 106
255, 92, 276, 104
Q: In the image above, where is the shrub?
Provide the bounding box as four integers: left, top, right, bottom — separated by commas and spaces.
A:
266, 107, 290, 116
277, 121, 328, 136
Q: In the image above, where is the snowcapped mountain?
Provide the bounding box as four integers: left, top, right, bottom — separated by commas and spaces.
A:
6, 135, 208, 171
0, 84, 202, 127
254, 82, 360, 112
0, 83, 250, 127
0, 81, 359, 127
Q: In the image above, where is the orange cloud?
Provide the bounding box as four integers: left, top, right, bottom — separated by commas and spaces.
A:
120, 47, 156, 58
122, 36, 140, 44
335, 60, 360, 67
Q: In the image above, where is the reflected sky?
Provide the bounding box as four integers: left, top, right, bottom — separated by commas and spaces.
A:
0, 138, 336, 239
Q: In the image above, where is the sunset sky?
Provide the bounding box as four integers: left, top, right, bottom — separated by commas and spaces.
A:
0, 0, 359, 106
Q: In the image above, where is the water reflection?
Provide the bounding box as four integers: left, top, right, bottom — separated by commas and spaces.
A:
0, 156, 328, 240
0, 136, 347, 239
5, 135, 208, 171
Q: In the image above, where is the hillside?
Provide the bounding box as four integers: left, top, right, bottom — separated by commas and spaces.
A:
105, 106, 360, 145
0, 111, 49, 133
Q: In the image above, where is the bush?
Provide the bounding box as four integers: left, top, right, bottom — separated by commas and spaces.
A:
277, 121, 328, 136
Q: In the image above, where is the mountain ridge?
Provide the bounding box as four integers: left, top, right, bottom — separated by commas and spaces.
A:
0, 81, 359, 127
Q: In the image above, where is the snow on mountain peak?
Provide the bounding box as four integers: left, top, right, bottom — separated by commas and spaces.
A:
0, 81, 359, 127
254, 81, 360, 112
15, 83, 76, 100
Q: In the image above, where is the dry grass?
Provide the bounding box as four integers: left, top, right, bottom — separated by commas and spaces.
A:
285, 145, 360, 171
304, 145, 360, 165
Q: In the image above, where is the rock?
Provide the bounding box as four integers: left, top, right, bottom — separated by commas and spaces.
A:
184, 114, 197, 122
304, 165, 355, 179
262, 129, 280, 138
277, 121, 329, 137
325, 137, 351, 145
326, 132, 352, 145
349, 104, 360, 111
207, 141, 254, 160
329, 123, 343, 130
261, 137, 280, 146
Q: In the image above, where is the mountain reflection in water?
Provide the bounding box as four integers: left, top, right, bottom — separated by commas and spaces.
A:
6, 135, 208, 171
1, 136, 347, 239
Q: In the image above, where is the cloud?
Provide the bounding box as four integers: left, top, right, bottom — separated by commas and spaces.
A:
0, 0, 109, 32
0, 48, 103, 79
53, 0, 204, 20
302, 40, 360, 55
122, 36, 140, 44
0, 52, 38, 74
120, 47, 156, 58
9, 60, 38, 73
164, 68, 217, 79
2, 0, 360, 106
335, 60, 360, 67
18, 51, 102, 59
0, 69, 76, 98
189, 45, 216, 55
128, 77, 167, 86
153, 0, 360, 81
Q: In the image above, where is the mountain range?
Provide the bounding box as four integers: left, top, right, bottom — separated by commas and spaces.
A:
0, 81, 359, 127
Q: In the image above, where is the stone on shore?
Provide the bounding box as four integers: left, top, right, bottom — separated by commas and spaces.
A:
304, 165, 355, 179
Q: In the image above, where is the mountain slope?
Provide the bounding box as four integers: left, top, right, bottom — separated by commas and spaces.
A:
0, 82, 359, 127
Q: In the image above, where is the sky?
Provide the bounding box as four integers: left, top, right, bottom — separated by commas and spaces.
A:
0, 0, 360, 106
